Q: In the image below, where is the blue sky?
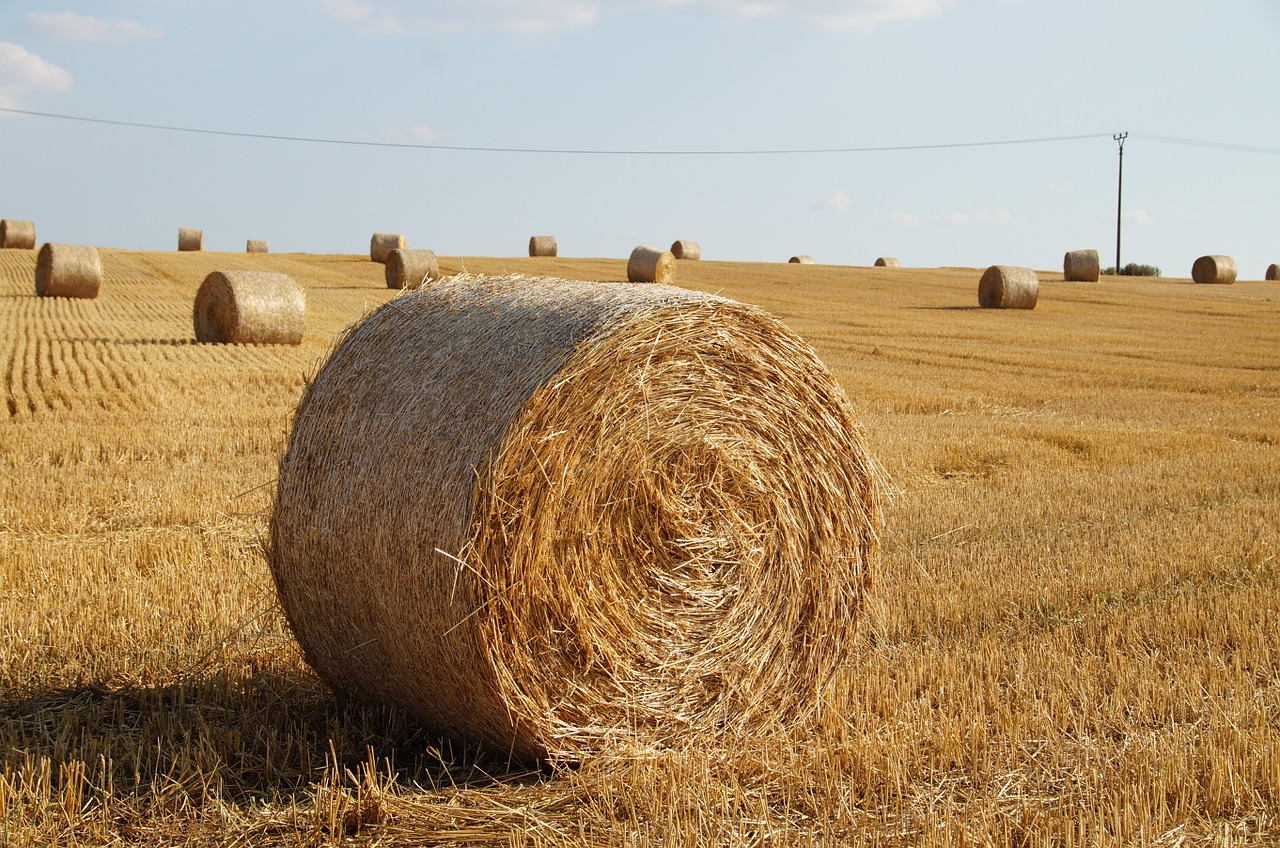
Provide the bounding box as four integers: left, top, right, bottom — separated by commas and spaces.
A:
2, 0, 1278, 276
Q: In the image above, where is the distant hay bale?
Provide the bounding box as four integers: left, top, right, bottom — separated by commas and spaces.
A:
370, 233, 407, 263
178, 228, 203, 251
35, 243, 101, 299
873, 257, 900, 268
1062, 249, 1100, 282
627, 245, 676, 283
1267, 263, 1279, 281
978, 265, 1039, 309
246, 240, 269, 253
789, 255, 815, 265
671, 240, 701, 260
0, 220, 36, 249
193, 271, 305, 345
529, 235, 558, 257
385, 248, 440, 290
1191, 255, 1237, 285
268, 274, 884, 763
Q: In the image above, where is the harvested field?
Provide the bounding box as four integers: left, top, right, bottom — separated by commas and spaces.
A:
1, 250, 1278, 846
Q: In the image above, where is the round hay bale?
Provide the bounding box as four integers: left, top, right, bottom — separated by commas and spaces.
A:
1266, 263, 1279, 281
1191, 255, 1237, 285
627, 245, 677, 283
671, 240, 701, 261
529, 235, 558, 257
193, 271, 305, 345
269, 275, 885, 763
178, 228, 203, 252
788, 255, 815, 265
370, 233, 407, 263
1, 220, 36, 249
1062, 249, 1100, 282
385, 248, 440, 290
246, 240, 269, 253
978, 265, 1039, 309
35, 243, 101, 299
873, 257, 900, 268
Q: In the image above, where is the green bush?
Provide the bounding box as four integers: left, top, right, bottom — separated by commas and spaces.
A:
1101, 262, 1162, 277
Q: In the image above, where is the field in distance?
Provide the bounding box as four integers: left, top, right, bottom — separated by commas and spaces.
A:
1, 248, 1277, 845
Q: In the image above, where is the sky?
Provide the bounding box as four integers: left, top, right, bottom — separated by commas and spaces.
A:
2, 0, 1278, 276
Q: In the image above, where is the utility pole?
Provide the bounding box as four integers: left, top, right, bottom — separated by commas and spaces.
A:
1114, 132, 1128, 274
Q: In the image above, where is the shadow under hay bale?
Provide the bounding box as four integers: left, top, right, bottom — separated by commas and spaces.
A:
873, 257, 900, 268
1, 219, 36, 249
627, 246, 676, 283
671, 240, 701, 260
978, 265, 1038, 309
269, 275, 884, 764
788, 255, 815, 265
246, 240, 269, 253
1063, 250, 1100, 282
178, 228, 203, 252
385, 248, 440, 290
1192, 255, 1237, 285
370, 233, 406, 264
193, 270, 305, 345
35, 243, 102, 299
529, 235, 558, 257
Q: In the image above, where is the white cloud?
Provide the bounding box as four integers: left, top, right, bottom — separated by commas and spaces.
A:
0, 42, 73, 91
661, 0, 951, 29
323, 0, 597, 33
887, 208, 1016, 227
24, 12, 162, 43
384, 125, 454, 142
1047, 182, 1073, 194
1123, 209, 1152, 225
824, 189, 851, 210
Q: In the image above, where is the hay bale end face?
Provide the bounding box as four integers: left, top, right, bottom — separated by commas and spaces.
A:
1267, 263, 1279, 281
671, 240, 701, 260
269, 275, 884, 764
35, 243, 102, 299
1192, 255, 1237, 284
978, 265, 1039, 309
789, 255, 815, 265
1, 220, 36, 249
1062, 249, 1100, 282
385, 248, 440, 290
370, 233, 407, 263
627, 245, 677, 283
246, 240, 269, 253
178, 228, 204, 251
873, 257, 900, 268
193, 270, 305, 345
529, 235, 558, 257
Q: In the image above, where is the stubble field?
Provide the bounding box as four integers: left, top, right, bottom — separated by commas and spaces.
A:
1, 247, 1277, 845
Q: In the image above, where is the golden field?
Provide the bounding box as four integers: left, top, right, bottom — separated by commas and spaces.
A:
1, 247, 1277, 846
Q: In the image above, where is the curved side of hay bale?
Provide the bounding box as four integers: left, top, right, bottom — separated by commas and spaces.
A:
1191, 255, 1237, 284
35, 243, 102, 299
788, 255, 815, 265
246, 240, 269, 253
1062, 249, 1100, 282
385, 248, 440, 290
529, 235, 558, 257
1267, 263, 1279, 281
370, 233, 407, 263
269, 275, 884, 763
873, 257, 900, 268
627, 246, 676, 283
978, 265, 1039, 309
193, 271, 305, 345
671, 240, 701, 261
1, 220, 36, 250
178, 228, 204, 252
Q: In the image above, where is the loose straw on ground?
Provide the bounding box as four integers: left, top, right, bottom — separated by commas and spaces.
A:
873, 257, 900, 268
370, 233, 406, 263
1, 220, 36, 249
529, 236, 558, 257
193, 270, 305, 345
35, 243, 101, 299
671, 240, 701, 260
789, 255, 815, 265
246, 240, 269, 253
979, 265, 1039, 309
1192, 255, 1237, 284
178, 228, 203, 251
627, 246, 676, 283
1063, 250, 1100, 282
269, 274, 885, 764
385, 248, 440, 290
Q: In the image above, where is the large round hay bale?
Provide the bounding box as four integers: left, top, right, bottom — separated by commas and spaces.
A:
1062, 249, 1100, 282
269, 275, 884, 763
627, 245, 676, 283
1, 220, 36, 249
873, 257, 900, 268
788, 255, 815, 265
385, 248, 440, 290
1191, 255, 1236, 284
671, 240, 701, 260
178, 228, 203, 251
1267, 263, 1279, 281
370, 233, 406, 263
35, 243, 101, 299
193, 271, 305, 345
978, 265, 1039, 309
246, 240, 269, 253
529, 235, 558, 257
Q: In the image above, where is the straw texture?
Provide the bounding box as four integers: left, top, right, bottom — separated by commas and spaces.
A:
269, 274, 884, 764
0, 220, 36, 249
1192, 255, 1237, 285
35, 243, 101, 299
385, 248, 440, 290
873, 257, 900, 268
1267, 264, 1279, 281
788, 256, 815, 265
529, 236, 558, 257
193, 270, 305, 345
370, 233, 407, 263
246, 240, 269, 253
178, 228, 203, 251
627, 246, 677, 283
978, 265, 1039, 309
671, 240, 702, 260
1063, 250, 1100, 282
